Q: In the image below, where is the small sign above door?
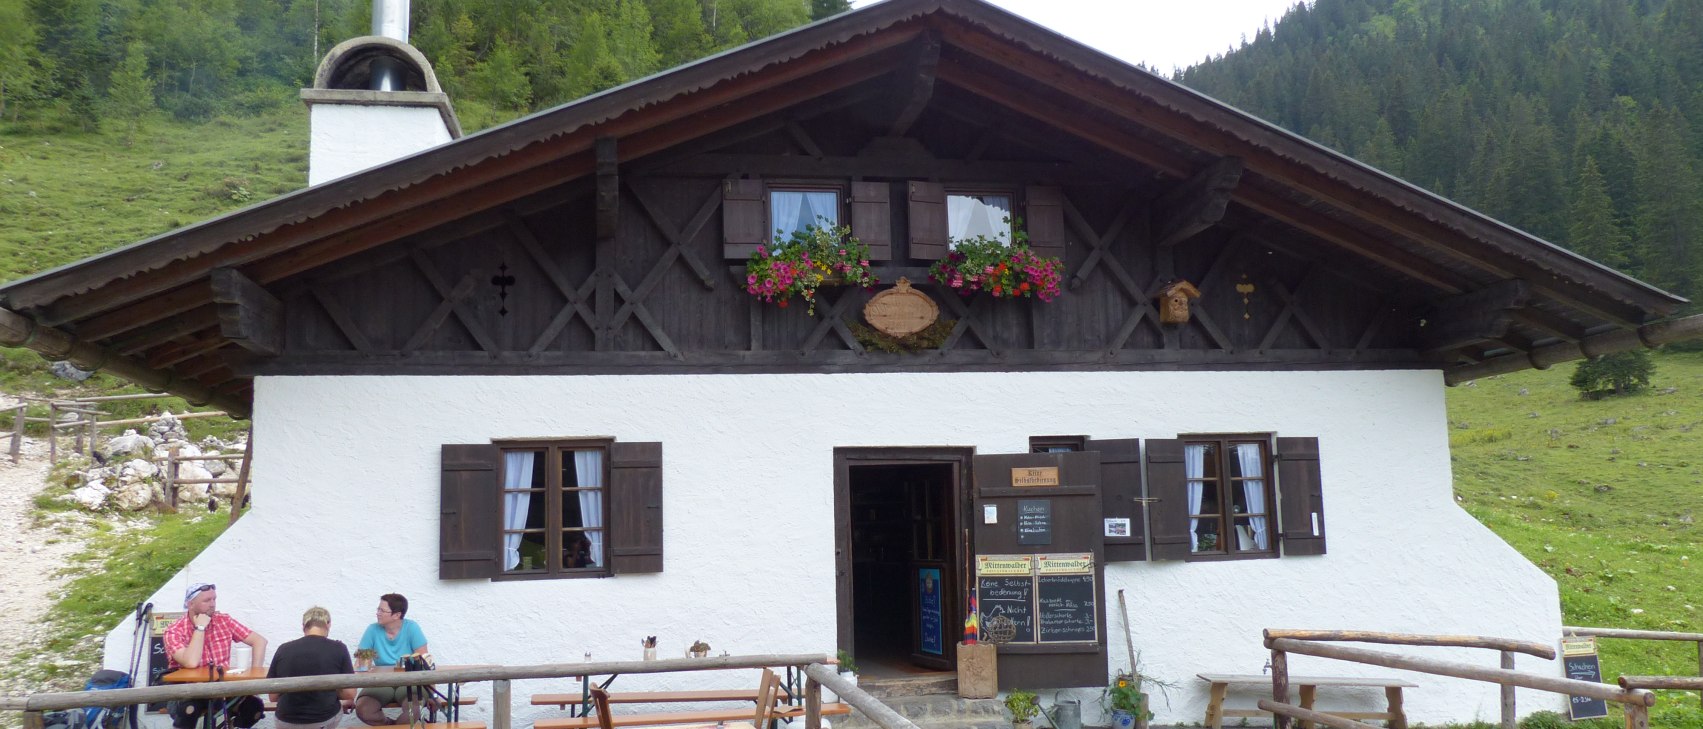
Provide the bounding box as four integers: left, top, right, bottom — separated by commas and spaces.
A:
1012, 466, 1060, 487
978, 554, 1035, 576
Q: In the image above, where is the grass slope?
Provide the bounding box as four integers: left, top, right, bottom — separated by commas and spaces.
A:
1447, 350, 1703, 727
0, 108, 307, 281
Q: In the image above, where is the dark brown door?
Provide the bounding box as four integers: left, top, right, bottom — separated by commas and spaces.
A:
972, 451, 1109, 690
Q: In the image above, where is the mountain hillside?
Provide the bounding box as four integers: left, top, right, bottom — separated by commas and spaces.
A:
1180, 0, 1703, 305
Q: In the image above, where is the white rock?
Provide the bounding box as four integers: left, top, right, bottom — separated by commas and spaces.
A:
124, 458, 158, 479
178, 462, 213, 483
71, 486, 107, 510
112, 481, 154, 511
205, 457, 228, 477
175, 482, 210, 504
104, 430, 156, 459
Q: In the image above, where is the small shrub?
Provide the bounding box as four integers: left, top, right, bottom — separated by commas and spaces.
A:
1570, 351, 1654, 398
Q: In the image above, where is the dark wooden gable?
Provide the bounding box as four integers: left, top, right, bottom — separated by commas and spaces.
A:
0, 0, 1694, 415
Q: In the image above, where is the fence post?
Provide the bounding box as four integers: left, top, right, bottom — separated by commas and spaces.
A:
492, 679, 510, 729
24, 710, 43, 729
805, 673, 822, 729
1697, 639, 1702, 713
1624, 702, 1649, 729
1500, 650, 1516, 729
72, 411, 84, 456
229, 426, 253, 525
46, 402, 56, 464
1271, 648, 1290, 729
84, 412, 96, 458
165, 445, 179, 509
10, 403, 24, 463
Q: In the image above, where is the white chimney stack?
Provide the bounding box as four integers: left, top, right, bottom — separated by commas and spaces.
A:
300, 0, 460, 186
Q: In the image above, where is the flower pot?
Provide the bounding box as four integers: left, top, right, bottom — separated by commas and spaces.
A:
1110, 710, 1135, 729
1013, 722, 1032, 729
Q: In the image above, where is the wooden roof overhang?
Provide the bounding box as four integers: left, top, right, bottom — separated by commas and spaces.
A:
0, 0, 1696, 419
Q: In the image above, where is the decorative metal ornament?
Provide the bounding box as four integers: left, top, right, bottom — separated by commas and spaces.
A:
490, 263, 516, 317
1235, 276, 1256, 320
1156, 280, 1201, 325
862, 277, 939, 337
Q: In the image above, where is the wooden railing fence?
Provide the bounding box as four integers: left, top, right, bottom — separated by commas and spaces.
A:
1565, 626, 1703, 711
0, 655, 919, 729
5, 396, 251, 522
1262, 629, 1654, 729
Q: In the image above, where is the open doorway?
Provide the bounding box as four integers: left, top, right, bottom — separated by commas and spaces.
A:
835, 449, 968, 679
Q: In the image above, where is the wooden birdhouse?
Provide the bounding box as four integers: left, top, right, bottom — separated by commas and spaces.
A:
1157, 280, 1201, 325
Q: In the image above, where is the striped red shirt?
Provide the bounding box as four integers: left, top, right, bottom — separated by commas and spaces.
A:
164, 613, 252, 669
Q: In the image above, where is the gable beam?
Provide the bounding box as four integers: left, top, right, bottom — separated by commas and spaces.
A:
888, 34, 941, 137
27, 31, 919, 327
1418, 280, 1531, 354
112, 306, 220, 356
209, 268, 282, 357
1152, 157, 1243, 248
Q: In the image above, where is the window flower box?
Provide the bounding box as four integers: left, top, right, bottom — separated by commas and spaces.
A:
744, 221, 878, 316
927, 233, 1064, 302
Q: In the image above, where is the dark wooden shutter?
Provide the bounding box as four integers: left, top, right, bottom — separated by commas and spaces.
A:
440, 444, 500, 579
1144, 439, 1190, 561
609, 441, 664, 574
1024, 186, 1066, 260
850, 181, 893, 261
1275, 436, 1327, 556
722, 178, 767, 259
908, 181, 948, 260
1091, 438, 1146, 562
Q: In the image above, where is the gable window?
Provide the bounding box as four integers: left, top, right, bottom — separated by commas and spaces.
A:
440, 439, 663, 580
770, 189, 840, 242
500, 440, 609, 576
948, 193, 1012, 245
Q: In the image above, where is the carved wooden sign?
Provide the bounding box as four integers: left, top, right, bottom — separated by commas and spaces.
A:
863, 277, 939, 337
1012, 466, 1060, 487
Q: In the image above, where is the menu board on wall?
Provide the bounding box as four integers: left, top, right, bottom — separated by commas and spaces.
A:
1017, 499, 1052, 545
976, 553, 1096, 645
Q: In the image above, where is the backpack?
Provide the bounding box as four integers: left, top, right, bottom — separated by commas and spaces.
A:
79, 670, 132, 729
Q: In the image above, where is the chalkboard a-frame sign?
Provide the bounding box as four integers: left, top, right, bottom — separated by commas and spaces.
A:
1561, 637, 1609, 720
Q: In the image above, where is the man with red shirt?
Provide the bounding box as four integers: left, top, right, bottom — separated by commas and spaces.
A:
164, 583, 270, 729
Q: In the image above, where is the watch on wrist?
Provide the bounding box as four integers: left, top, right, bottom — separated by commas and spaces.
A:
194, 626, 206, 632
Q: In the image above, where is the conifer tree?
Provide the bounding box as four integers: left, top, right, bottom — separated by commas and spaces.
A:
0, 0, 43, 120
646, 0, 709, 68
1631, 103, 1703, 293
1567, 156, 1631, 268
810, 0, 850, 21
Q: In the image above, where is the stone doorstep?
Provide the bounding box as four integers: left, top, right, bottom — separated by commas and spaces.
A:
831, 694, 1006, 729
855, 674, 959, 700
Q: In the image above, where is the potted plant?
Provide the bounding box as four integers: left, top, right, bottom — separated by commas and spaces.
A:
744, 221, 878, 316
1004, 689, 1041, 729
688, 640, 711, 658
1104, 672, 1152, 729
824, 649, 858, 703
353, 648, 376, 672
927, 221, 1065, 302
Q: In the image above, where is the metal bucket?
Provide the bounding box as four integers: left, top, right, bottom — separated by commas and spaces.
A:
1049, 697, 1082, 729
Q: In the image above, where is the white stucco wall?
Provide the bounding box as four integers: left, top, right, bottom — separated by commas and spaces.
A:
307, 104, 452, 186
104, 370, 1562, 725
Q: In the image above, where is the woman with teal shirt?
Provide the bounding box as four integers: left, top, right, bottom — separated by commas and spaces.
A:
354, 594, 430, 725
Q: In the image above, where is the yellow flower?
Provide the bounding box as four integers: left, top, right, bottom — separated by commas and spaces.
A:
1117, 679, 1129, 688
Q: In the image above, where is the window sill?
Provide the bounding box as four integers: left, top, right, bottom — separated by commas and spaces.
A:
1183, 551, 1279, 563
493, 569, 611, 582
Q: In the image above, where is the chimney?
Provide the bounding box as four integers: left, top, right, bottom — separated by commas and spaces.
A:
300, 0, 461, 186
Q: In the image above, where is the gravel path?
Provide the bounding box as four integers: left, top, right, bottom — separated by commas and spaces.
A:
0, 396, 94, 697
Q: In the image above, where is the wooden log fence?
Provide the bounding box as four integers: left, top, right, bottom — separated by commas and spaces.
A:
0, 655, 919, 729
1567, 626, 1703, 711
1265, 634, 1655, 729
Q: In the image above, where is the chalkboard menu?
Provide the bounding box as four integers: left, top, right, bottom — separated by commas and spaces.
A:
1562, 638, 1608, 720
976, 576, 1035, 643
147, 612, 182, 709
1036, 574, 1097, 642
1017, 499, 1052, 545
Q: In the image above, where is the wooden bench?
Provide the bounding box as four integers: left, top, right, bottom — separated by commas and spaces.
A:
1197, 674, 1417, 729
531, 703, 850, 729
262, 696, 478, 712
411, 722, 485, 729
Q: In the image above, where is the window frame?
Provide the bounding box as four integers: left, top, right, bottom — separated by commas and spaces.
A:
767, 181, 847, 245
1029, 435, 1087, 453
1177, 432, 1279, 563
492, 436, 614, 580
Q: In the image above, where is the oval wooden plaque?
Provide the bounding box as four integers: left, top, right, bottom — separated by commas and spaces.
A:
863, 277, 939, 337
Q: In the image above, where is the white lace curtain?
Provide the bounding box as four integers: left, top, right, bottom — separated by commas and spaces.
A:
1234, 444, 1269, 550
574, 450, 605, 567
1184, 444, 1206, 551
947, 194, 1012, 244
501, 452, 535, 571
771, 191, 838, 240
